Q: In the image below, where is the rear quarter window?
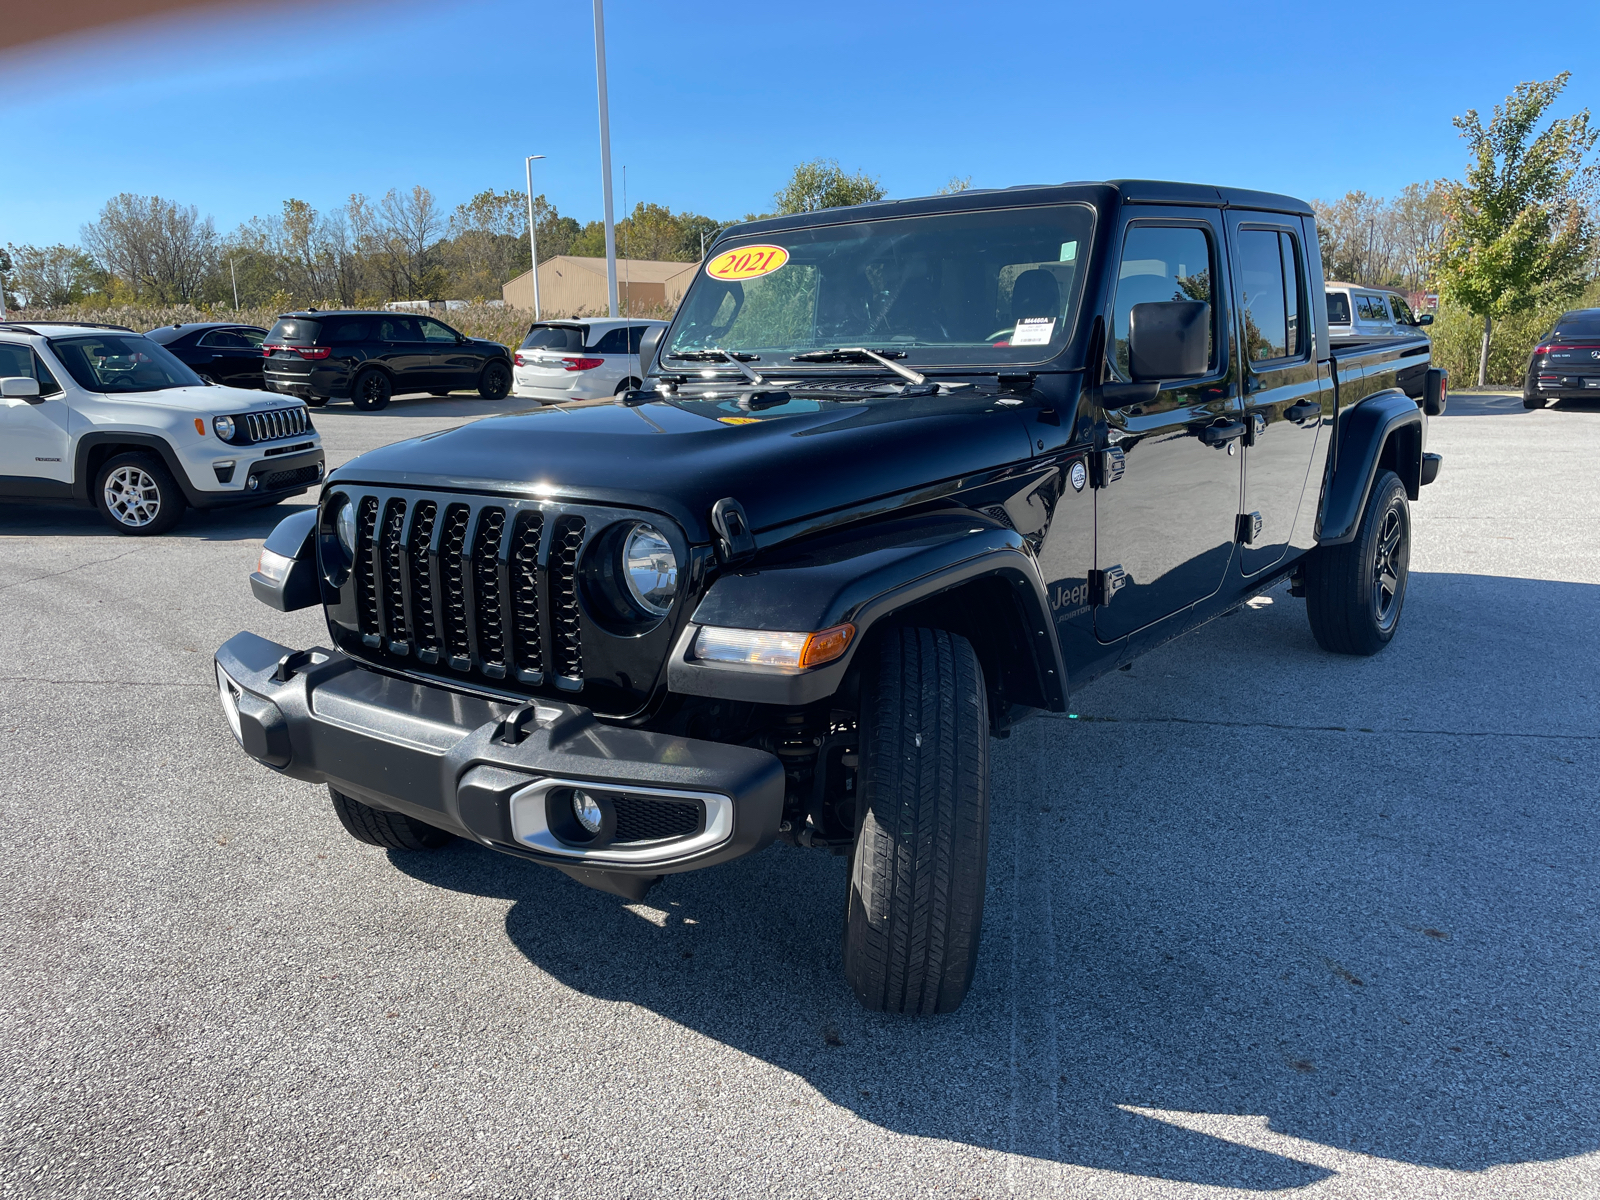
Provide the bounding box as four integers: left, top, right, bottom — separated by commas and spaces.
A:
1326, 293, 1352, 324
323, 319, 372, 344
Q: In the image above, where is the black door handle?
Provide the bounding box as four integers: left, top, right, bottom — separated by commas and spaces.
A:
1285, 400, 1322, 423
1201, 419, 1246, 445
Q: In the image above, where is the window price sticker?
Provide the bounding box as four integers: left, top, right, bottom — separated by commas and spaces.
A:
1010, 317, 1056, 346
706, 245, 790, 281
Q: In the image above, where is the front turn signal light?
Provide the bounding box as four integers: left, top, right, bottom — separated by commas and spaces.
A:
692, 623, 855, 672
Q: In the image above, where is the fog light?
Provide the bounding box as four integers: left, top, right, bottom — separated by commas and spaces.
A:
216, 663, 243, 744
246, 475, 260, 491
572, 789, 604, 833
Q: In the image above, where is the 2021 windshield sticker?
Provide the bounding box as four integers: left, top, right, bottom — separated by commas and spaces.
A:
1011, 317, 1056, 346
706, 245, 789, 281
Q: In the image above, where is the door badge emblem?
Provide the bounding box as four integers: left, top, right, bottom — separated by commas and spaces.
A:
1069, 461, 1087, 492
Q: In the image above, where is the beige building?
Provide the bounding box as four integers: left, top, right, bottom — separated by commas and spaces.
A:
502, 256, 699, 317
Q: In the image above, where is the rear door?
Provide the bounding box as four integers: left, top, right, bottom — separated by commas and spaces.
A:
587, 325, 634, 391
375, 315, 431, 391
1093, 209, 1244, 642
1226, 215, 1324, 575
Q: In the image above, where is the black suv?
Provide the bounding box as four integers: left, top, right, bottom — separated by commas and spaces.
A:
262, 311, 513, 411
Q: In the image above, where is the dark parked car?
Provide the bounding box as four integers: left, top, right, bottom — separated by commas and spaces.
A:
218, 179, 1443, 1015
261, 310, 513, 411
144, 322, 269, 389
1523, 308, 1600, 408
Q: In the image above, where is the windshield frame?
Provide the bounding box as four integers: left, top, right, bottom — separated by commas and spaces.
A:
665, 201, 1098, 374
48, 333, 207, 394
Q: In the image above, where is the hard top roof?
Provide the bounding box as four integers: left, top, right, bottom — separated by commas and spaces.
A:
0, 321, 135, 337
722, 179, 1312, 243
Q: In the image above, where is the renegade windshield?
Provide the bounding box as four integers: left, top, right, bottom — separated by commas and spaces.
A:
50, 333, 205, 393
666, 203, 1095, 370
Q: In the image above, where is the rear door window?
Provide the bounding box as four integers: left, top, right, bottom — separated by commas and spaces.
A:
1237, 229, 1292, 361
324, 318, 372, 344
198, 329, 249, 348
589, 327, 633, 355
377, 316, 422, 342
521, 324, 586, 351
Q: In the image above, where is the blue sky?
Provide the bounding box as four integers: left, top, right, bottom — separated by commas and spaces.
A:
3, 0, 1598, 248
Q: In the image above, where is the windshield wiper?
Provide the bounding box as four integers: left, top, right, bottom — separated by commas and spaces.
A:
789, 347, 926, 386
666, 347, 764, 385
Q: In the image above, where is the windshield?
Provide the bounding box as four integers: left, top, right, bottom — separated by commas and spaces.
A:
667, 204, 1095, 369
50, 334, 205, 393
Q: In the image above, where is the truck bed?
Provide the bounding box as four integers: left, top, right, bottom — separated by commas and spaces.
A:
1329, 332, 1432, 400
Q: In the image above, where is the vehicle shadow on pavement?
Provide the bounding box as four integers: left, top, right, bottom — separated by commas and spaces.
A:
1444, 391, 1600, 416
0, 500, 312, 541
390, 570, 1600, 1189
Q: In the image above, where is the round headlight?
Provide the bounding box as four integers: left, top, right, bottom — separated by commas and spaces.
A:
212, 415, 235, 441
622, 523, 678, 616
334, 496, 357, 558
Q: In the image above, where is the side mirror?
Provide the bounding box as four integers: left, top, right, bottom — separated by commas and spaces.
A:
1127, 301, 1210, 381
1415, 313, 1434, 327
1, 376, 41, 399
637, 325, 666, 373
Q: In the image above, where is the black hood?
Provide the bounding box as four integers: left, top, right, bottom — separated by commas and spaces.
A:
328, 388, 1036, 543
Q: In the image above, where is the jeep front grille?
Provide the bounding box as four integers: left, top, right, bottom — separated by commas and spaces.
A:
326, 489, 680, 710
240, 406, 311, 443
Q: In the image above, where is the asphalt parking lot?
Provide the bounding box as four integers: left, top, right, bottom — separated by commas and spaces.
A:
2, 389, 1597, 1200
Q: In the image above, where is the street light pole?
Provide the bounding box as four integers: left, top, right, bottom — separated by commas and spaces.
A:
592, 0, 618, 318
229, 258, 240, 312
524, 154, 546, 320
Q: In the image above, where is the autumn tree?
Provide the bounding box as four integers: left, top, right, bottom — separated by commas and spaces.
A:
1437, 73, 1599, 385
81, 194, 218, 302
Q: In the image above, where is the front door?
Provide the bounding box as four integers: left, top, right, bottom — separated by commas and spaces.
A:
0, 346, 73, 484
1227, 216, 1325, 574
420, 317, 477, 392
1094, 212, 1244, 642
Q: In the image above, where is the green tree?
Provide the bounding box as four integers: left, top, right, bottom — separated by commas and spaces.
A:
935, 175, 973, 195
4, 243, 103, 306
773, 158, 885, 215
1437, 73, 1599, 386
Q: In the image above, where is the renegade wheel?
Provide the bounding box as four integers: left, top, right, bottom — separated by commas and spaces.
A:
94, 452, 186, 536
329, 786, 452, 850
478, 361, 511, 399
1304, 468, 1410, 656
843, 626, 989, 1015
351, 369, 392, 412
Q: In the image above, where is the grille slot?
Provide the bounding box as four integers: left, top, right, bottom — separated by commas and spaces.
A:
256, 463, 321, 492
439, 504, 472, 669
353, 497, 380, 644
407, 502, 440, 658
471, 508, 508, 674
550, 515, 586, 682
612, 795, 702, 843
378, 498, 408, 646
509, 511, 545, 680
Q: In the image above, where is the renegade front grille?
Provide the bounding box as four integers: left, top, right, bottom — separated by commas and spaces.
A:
241, 407, 311, 443
331, 489, 678, 709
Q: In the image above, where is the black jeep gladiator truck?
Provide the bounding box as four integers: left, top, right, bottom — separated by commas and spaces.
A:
217, 180, 1444, 1015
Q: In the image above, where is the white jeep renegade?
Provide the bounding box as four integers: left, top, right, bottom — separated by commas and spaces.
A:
0, 321, 325, 536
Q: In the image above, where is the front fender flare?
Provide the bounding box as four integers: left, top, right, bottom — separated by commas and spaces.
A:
667, 510, 1068, 710
1320, 389, 1424, 545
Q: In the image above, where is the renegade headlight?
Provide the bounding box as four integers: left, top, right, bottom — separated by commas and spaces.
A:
622, 522, 678, 616
212, 415, 236, 441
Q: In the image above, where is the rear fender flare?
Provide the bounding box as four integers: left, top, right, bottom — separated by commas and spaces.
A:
1319, 388, 1423, 545
666, 510, 1068, 712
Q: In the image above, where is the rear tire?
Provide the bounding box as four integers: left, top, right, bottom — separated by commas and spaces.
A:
478, 361, 511, 399
1304, 469, 1410, 656
329, 786, 452, 850
614, 377, 641, 395
1523, 395, 1546, 410
304, 395, 329, 408
351, 369, 392, 412
94, 451, 186, 536
842, 627, 989, 1015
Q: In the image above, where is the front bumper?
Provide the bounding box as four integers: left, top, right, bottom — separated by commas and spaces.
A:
186, 448, 326, 509
214, 632, 785, 888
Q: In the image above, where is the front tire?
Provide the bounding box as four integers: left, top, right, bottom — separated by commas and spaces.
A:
329, 786, 452, 850
351, 368, 392, 412
94, 451, 186, 536
1304, 468, 1410, 655
478, 361, 511, 399
843, 627, 989, 1015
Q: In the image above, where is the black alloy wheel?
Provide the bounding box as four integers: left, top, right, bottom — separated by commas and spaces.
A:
328, 787, 452, 850
1304, 469, 1411, 656
842, 626, 990, 1015
351, 368, 392, 412
478, 361, 511, 399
